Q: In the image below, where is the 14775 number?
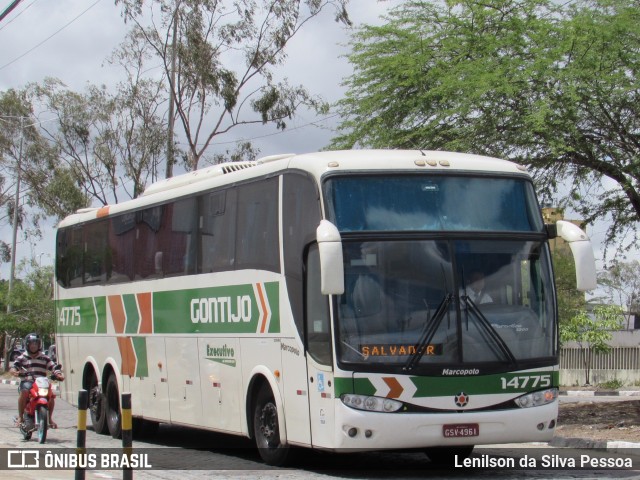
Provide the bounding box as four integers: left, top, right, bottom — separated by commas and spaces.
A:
500, 374, 551, 390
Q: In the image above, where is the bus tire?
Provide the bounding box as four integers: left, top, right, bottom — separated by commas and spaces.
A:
253, 385, 290, 466
424, 446, 474, 466
88, 375, 108, 434
105, 374, 122, 439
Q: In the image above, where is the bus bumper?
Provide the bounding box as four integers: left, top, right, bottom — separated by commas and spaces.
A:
331, 400, 558, 451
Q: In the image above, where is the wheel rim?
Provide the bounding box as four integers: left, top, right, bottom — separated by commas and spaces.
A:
258, 402, 279, 448
89, 385, 103, 422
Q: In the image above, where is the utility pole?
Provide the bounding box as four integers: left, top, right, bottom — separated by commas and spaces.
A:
7, 116, 24, 314
165, 5, 179, 179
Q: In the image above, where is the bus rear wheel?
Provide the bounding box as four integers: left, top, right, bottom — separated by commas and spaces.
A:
253, 385, 290, 466
88, 374, 108, 434
424, 446, 474, 466
105, 374, 122, 439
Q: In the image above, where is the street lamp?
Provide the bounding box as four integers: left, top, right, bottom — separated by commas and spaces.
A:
38, 252, 50, 267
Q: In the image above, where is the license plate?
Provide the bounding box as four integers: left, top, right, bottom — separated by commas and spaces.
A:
442, 423, 479, 438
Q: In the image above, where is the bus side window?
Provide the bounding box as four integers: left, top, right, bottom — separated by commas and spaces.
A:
305, 245, 332, 366
199, 189, 237, 273
236, 178, 280, 272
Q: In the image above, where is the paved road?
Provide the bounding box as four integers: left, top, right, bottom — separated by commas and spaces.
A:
0, 383, 639, 480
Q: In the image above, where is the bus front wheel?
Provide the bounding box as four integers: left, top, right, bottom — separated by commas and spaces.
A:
253, 385, 290, 466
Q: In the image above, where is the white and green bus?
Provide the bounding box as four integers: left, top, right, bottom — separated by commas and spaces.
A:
54, 150, 596, 465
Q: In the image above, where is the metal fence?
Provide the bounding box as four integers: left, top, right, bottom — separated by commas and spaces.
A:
559, 346, 640, 386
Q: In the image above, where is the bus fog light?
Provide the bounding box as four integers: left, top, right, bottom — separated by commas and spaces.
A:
548, 420, 556, 429
514, 388, 558, 408
365, 429, 373, 438
348, 427, 358, 437
341, 394, 402, 413
537, 423, 545, 431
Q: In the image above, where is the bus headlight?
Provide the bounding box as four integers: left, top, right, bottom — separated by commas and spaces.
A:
514, 388, 558, 408
341, 394, 403, 413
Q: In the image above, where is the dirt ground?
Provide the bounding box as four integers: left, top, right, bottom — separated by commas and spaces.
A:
556, 399, 640, 443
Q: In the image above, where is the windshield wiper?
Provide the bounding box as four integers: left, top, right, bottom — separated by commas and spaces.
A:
403, 293, 453, 372
463, 296, 517, 365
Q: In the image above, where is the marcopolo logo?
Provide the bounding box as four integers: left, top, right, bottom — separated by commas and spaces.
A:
206, 344, 236, 367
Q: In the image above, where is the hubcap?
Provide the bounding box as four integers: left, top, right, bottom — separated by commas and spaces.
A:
259, 403, 278, 443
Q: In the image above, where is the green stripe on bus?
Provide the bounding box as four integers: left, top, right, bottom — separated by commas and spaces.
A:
265, 282, 280, 334
411, 371, 558, 397
94, 297, 107, 334
123, 294, 140, 334
131, 337, 148, 377
334, 377, 376, 397
153, 282, 279, 334
56, 298, 100, 334
335, 371, 558, 398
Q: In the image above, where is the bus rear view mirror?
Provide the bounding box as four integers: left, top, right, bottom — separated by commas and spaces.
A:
556, 220, 597, 291
316, 220, 345, 295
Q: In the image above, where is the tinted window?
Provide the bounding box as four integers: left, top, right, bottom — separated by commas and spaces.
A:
200, 189, 237, 272
283, 172, 321, 336
236, 178, 280, 272
325, 175, 543, 233
56, 177, 281, 287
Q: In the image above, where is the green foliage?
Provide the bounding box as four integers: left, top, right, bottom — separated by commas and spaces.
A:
598, 259, 640, 328
0, 87, 88, 265
552, 248, 587, 324
34, 77, 166, 205
332, 0, 640, 250
598, 378, 624, 390
560, 304, 624, 384
0, 263, 56, 369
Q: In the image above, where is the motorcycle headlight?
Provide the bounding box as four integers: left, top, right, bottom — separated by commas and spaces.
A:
37, 388, 49, 397
341, 394, 403, 412
514, 388, 558, 408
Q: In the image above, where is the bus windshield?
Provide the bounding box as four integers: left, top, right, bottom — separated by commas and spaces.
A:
325, 175, 544, 232
336, 239, 556, 373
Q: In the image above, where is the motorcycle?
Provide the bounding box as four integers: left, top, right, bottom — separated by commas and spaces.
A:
17, 366, 62, 443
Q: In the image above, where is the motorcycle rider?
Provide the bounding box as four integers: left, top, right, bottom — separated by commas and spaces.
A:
10, 333, 64, 428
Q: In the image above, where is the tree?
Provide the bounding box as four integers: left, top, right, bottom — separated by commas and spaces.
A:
598, 259, 640, 328
0, 88, 86, 271
0, 262, 55, 371
559, 305, 624, 385
331, 0, 640, 250
115, 0, 351, 173
552, 248, 587, 324
35, 76, 168, 205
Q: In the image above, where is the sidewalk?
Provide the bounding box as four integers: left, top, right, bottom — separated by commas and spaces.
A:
559, 389, 640, 397
0, 377, 60, 392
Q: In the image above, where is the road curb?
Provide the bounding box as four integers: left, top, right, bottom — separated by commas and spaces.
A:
559, 390, 640, 397
550, 436, 640, 453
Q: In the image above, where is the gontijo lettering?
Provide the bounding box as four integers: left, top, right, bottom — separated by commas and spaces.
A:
191, 295, 251, 323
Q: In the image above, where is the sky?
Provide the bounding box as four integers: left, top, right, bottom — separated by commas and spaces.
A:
0, 0, 403, 278
0, 0, 634, 294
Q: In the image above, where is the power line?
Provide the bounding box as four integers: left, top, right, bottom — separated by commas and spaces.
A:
0, 0, 23, 23
0, 0, 38, 31
175, 113, 341, 148
0, 0, 102, 71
